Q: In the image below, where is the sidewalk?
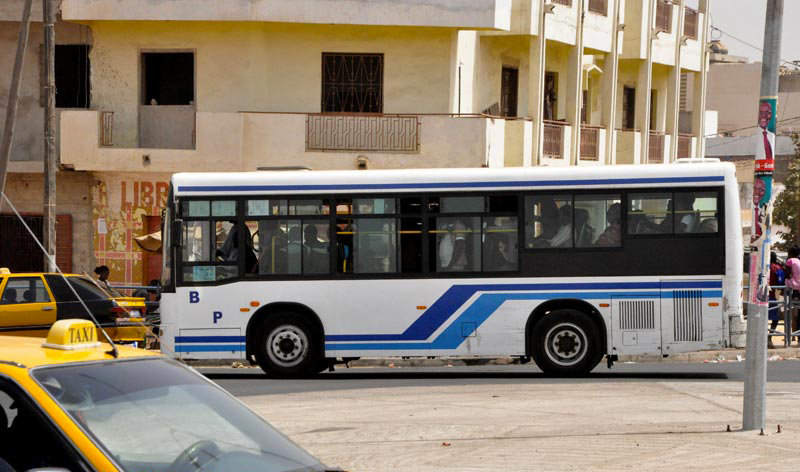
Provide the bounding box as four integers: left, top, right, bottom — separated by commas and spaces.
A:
241, 369, 800, 472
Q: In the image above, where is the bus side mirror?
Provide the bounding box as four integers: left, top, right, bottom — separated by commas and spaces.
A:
172, 219, 183, 248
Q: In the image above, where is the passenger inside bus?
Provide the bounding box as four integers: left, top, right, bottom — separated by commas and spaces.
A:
303, 225, 328, 273
549, 204, 573, 247
595, 203, 621, 247
674, 194, 698, 233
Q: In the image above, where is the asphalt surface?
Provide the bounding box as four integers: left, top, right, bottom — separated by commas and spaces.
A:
199, 360, 800, 397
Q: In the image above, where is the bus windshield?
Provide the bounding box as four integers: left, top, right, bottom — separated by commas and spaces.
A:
33, 358, 325, 472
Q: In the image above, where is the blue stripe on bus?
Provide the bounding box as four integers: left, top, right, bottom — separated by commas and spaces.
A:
325, 289, 723, 351
174, 344, 246, 352
324, 281, 722, 342
177, 176, 725, 193
175, 336, 246, 343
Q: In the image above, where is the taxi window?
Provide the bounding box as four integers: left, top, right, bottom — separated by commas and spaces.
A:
0, 277, 50, 304
44, 275, 109, 302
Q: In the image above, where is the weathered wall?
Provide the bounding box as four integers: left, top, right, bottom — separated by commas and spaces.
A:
2, 172, 94, 273
92, 172, 170, 285
0, 20, 90, 163
87, 21, 454, 148
475, 34, 531, 115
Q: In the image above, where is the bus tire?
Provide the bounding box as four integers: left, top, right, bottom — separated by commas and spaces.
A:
531, 309, 601, 375
254, 313, 321, 378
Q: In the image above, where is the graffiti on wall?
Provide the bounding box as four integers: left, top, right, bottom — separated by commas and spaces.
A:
93, 176, 169, 285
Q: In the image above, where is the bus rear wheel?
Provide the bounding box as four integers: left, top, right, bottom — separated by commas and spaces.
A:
531, 309, 602, 375
254, 314, 321, 378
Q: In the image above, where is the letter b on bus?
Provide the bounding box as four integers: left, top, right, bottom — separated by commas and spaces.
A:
189, 291, 199, 304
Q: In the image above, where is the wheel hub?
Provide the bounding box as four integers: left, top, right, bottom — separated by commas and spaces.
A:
544, 322, 588, 367
267, 325, 308, 367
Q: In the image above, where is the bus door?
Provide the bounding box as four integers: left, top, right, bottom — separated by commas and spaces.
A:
610, 296, 662, 356
660, 280, 725, 354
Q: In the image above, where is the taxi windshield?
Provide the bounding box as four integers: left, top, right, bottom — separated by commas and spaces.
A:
32, 358, 325, 472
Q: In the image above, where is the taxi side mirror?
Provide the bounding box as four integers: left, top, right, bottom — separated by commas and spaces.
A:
172, 219, 183, 248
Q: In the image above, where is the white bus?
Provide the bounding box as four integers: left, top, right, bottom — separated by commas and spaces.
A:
159, 162, 742, 377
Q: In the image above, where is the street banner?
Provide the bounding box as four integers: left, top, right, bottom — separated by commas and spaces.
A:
749, 97, 777, 305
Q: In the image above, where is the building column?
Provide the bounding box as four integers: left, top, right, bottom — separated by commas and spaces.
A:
528, 2, 548, 166
667, 0, 686, 162
692, 0, 711, 158
566, 0, 586, 165
449, 30, 478, 115
601, 0, 623, 165
637, 0, 657, 164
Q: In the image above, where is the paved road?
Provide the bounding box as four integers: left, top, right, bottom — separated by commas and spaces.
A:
200, 360, 800, 397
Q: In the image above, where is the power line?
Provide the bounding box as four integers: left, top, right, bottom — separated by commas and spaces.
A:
710, 25, 797, 68
704, 115, 800, 138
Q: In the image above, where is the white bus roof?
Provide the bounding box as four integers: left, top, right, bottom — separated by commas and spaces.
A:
171, 163, 735, 197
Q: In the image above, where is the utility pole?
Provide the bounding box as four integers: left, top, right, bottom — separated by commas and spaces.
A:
0, 0, 34, 201
743, 0, 783, 432
43, 0, 57, 272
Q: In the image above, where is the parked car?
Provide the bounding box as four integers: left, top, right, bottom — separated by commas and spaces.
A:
0, 269, 147, 342
0, 319, 337, 471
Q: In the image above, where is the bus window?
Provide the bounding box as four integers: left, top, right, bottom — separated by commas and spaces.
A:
182, 200, 210, 217
248, 219, 302, 275
182, 220, 212, 261
354, 198, 395, 215
290, 200, 330, 216
247, 199, 288, 216
574, 194, 621, 247
302, 220, 330, 274
431, 216, 481, 272
524, 195, 572, 248
211, 201, 236, 217
628, 193, 672, 234
429, 196, 484, 214
483, 216, 517, 271
679, 191, 718, 233
353, 218, 396, 273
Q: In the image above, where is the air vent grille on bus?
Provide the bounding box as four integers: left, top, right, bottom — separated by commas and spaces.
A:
618, 300, 655, 330
673, 290, 703, 341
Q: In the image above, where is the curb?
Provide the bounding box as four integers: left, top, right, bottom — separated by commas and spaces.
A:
183, 347, 800, 369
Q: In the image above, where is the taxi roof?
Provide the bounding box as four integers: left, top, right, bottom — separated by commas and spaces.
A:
0, 270, 82, 278
0, 335, 160, 370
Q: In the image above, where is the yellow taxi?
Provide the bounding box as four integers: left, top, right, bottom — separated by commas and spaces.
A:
0, 269, 147, 343
0, 319, 334, 471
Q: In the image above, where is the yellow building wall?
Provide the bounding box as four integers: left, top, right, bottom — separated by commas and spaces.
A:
92, 173, 171, 285
87, 21, 454, 148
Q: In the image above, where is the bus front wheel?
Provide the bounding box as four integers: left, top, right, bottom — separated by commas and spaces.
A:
254, 314, 321, 378
531, 309, 602, 375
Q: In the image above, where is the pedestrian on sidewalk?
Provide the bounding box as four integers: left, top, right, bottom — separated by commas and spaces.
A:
767, 252, 785, 348
784, 246, 800, 344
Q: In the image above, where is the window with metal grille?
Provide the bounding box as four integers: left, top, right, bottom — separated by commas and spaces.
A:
322, 53, 383, 113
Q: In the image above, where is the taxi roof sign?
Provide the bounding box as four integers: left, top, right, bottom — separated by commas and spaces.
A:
42, 319, 101, 350
0, 268, 10, 274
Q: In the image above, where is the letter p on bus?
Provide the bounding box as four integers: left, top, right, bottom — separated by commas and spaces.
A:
213, 311, 223, 324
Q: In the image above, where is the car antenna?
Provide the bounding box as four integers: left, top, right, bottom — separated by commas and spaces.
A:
0, 192, 119, 358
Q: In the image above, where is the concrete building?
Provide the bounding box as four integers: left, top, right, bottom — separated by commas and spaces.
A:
0, 0, 712, 285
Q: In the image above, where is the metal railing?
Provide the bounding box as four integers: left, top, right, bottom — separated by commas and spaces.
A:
655, 0, 673, 34
678, 133, 692, 159
551, 0, 572, 6
588, 0, 607, 15
543, 121, 566, 159
683, 6, 698, 39
648, 131, 665, 163
100, 111, 114, 147
580, 125, 600, 160
306, 113, 420, 153
754, 285, 800, 348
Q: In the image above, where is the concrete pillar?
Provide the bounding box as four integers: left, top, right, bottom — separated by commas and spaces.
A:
667, 0, 686, 163
601, 0, 622, 165
566, 0, 585, 165
449, 30, 478, 115
637, 0, 657, 164
528, 2, 548, 166
692, 0, 711, 158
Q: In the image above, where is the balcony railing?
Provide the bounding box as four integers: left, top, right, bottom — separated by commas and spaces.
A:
655, 0, 673, 34
100, 111, 113, 147
683, 7, 698, 39
588, 0, 607, 16
543, 121, 566, 159
551, 0, 572, 6
306, 114, 420, 152
648, 131, 665, 163
580, 125, 600, 160
678, 133, 692, 159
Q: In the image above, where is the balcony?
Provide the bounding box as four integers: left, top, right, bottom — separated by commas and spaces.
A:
588, 0, 607, 16
683, 7, 698, 40
543, 121, 567, 160
655, 0, 673, 34
678, 133, 694, 159
579, 125, 601, 161
61, 0, 511, 30
60, 111, 506, 173
648, 131, 666, 164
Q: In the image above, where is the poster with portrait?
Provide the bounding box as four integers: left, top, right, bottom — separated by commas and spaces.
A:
749, 97, 777, 305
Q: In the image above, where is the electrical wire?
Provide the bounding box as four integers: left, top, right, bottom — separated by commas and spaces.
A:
705, 115, 800, 138
710, 25, 798, 68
